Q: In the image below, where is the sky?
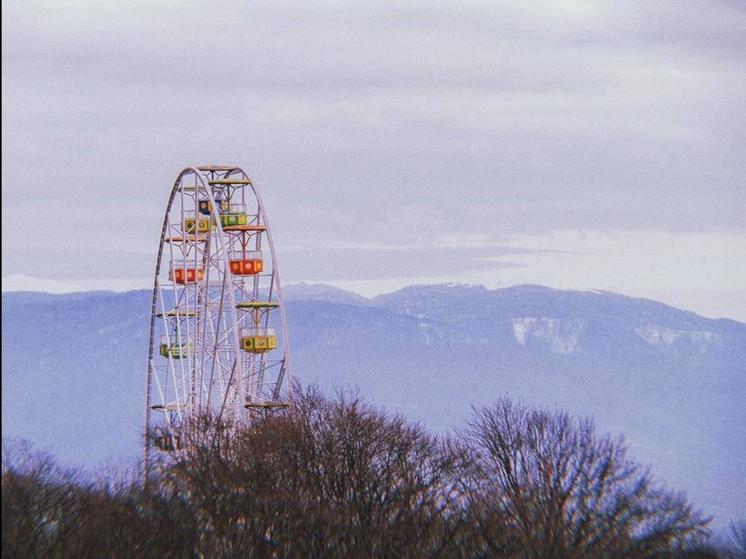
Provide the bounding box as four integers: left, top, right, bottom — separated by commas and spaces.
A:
2, 0, 745, 320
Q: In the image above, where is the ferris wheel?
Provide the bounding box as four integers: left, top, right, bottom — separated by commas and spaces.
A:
145, 165, 291, 457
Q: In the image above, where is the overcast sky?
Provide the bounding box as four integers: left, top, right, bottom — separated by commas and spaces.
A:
2, 0, 745, 319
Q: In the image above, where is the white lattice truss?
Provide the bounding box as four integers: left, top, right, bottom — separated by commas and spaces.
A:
145, 165, 291, 460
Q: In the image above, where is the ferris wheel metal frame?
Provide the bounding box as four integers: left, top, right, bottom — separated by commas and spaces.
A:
144, 165, 291, 463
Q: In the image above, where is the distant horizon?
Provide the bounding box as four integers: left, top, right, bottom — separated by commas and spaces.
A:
3, 272, 745, 323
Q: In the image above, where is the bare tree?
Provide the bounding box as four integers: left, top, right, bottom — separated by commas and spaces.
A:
2, 439, 85, 558
463, 397, 711, 559
158, 385, 474, 557
3, 390, 721, 558
721, 521, 746, 559
2, 438, 196, 558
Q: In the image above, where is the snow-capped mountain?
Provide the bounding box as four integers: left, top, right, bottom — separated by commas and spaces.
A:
2, 284, 744, 529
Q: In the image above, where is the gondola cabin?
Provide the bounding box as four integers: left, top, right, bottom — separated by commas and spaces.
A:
159, 335, 194, 359
229, 251, 263, 275
153, 431, 180, 452
220, 204, 249, 228
198, 198, 230, 215
240, 328, 277, 353
184, 216, 212, 233
169, 263, 205, 285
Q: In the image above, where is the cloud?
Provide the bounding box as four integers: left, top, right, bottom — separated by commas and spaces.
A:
1, 274, 151, 294
1, 274, 84, 294
321, 228, 746, 320
2, 0, 744, 320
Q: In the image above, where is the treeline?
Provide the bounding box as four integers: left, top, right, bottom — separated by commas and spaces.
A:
3, 386, 744, 558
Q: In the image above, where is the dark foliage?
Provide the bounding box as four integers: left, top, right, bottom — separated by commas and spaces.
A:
462, 398, 712, 558
2, 386, 729, 558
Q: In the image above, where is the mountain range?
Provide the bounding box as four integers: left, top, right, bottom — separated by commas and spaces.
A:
2, 283, 744, 529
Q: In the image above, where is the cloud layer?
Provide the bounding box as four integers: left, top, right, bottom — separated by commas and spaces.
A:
2, 1, 745, 317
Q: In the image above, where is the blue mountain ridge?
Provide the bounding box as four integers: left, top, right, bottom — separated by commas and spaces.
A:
2, 284, 745, 529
